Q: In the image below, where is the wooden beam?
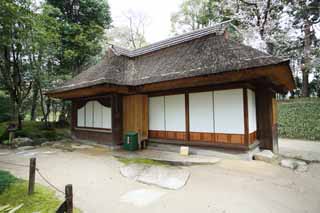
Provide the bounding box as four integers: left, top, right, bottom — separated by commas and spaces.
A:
137, 63, 294, 94
47, 84, 131, 99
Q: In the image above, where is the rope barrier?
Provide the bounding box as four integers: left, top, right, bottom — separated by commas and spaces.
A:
0, 160, 29, 168
0, 160, 65, 195
36, 168, 65, 195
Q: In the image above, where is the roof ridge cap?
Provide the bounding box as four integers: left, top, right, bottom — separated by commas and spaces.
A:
110, 21, 231, 57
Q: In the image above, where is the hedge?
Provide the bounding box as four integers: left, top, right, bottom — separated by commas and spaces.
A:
278, 98, 320, 141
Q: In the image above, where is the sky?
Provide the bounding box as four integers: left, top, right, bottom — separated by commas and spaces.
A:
108, 0, 183, 43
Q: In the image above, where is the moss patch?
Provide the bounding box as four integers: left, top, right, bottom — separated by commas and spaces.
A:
117, 157, 168, 166
0, 178, 80, 213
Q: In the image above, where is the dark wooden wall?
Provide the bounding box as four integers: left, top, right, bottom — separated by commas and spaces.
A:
256, 87, 278, 153
111, 94, 123, 145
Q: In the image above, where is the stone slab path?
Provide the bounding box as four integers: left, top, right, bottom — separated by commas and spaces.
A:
120, 163, 190, 190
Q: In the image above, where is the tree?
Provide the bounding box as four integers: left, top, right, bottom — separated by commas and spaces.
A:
28, 4, 62, 128
108, 10, 149, 49
285, 0, 320, 97
47, 0, 112, 75
171, 0, 235, 34
0, 0, 35, 129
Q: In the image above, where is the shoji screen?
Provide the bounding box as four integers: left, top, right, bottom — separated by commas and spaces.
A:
214, 89, 244, 134
102, 106, 112, 129
77, 106, 85, 127
248, 89, 257, 133
189, 91, 214, 132
76, 101, 111, 129
85, 101, 94, 127
149, 96, 165, 131
93, 101, 103, 128
164, 94, 186, 131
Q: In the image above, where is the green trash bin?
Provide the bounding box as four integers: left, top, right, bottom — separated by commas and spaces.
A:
123, 131, 139, 151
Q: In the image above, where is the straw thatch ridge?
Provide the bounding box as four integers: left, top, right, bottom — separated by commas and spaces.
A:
48, 23, 288, 94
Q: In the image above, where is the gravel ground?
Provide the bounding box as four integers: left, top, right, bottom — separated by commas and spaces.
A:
0, 141, 320, 213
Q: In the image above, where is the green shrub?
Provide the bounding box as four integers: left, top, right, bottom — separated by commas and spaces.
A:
0, 91, 11, 122
278, 98, 320, 141
0, 170, 17, 194
0, 121, 70, 143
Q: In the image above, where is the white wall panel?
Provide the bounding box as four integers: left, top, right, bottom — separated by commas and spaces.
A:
149, 96, 165, 130
102, 106, 112, 129
248, 89, 257, 133
214, 89, 244, 134
85, 101, 94, 127
165, 94, 185, 131
189, 91, 214, 132
93, 101, 103, 128
77, 106, 85, 127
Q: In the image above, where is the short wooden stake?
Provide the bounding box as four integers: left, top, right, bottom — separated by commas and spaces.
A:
28, 158, 36, 195
8, 131, 14, 144
65, 184, 73, 213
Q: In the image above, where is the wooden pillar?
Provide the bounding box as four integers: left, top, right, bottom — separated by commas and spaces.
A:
256, 87, 278, 153
243, 88, 249, 146
111, 94, 123, 145
71, 101, 77, 130
185, 92, 190, 141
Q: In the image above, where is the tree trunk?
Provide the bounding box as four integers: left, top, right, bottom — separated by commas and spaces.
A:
16, 100, 23, 130
30, 84, 39, 121
39, 86, 51, 129
301, 20, 311, 97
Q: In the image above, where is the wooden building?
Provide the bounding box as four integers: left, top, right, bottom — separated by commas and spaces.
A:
47, 23, 295, 152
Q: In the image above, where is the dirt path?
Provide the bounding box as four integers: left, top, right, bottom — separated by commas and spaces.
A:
279, 138, 320, 162
0, 146, 319, 213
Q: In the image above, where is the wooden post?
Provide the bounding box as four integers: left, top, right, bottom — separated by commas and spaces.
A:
65, 184, 73, 213
8, 131, 14, 144
185, 92, 190, 141
243, 88, 249, 146
28, 158, 36, 195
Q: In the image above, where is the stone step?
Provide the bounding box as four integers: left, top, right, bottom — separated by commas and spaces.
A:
148, 142, 260, 160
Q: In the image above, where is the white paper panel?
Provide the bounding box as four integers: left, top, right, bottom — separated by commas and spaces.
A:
165, 94, 185, 131
93, 101, 103, 128
248, 89, 257, 133
85, 101, 94, 127
102, 106, 112, 129
189, 91, 214, 132
214, 89, 244, 134
77, 106, 85, 127
149, 96, 165, 130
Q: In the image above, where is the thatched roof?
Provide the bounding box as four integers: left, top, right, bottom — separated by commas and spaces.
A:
48, 23, 291, 94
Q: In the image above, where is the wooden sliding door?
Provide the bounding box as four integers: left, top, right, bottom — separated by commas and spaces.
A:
149, 94, 186, 140
149, 88, 257, 146
189, 91, 214, 142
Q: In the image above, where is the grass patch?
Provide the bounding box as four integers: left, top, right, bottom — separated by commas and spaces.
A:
278, 98, 320, 141
117, 157, 168, 166
0, 170, 17, 193
0, 171, 80, 213
0, 121, 71, 144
